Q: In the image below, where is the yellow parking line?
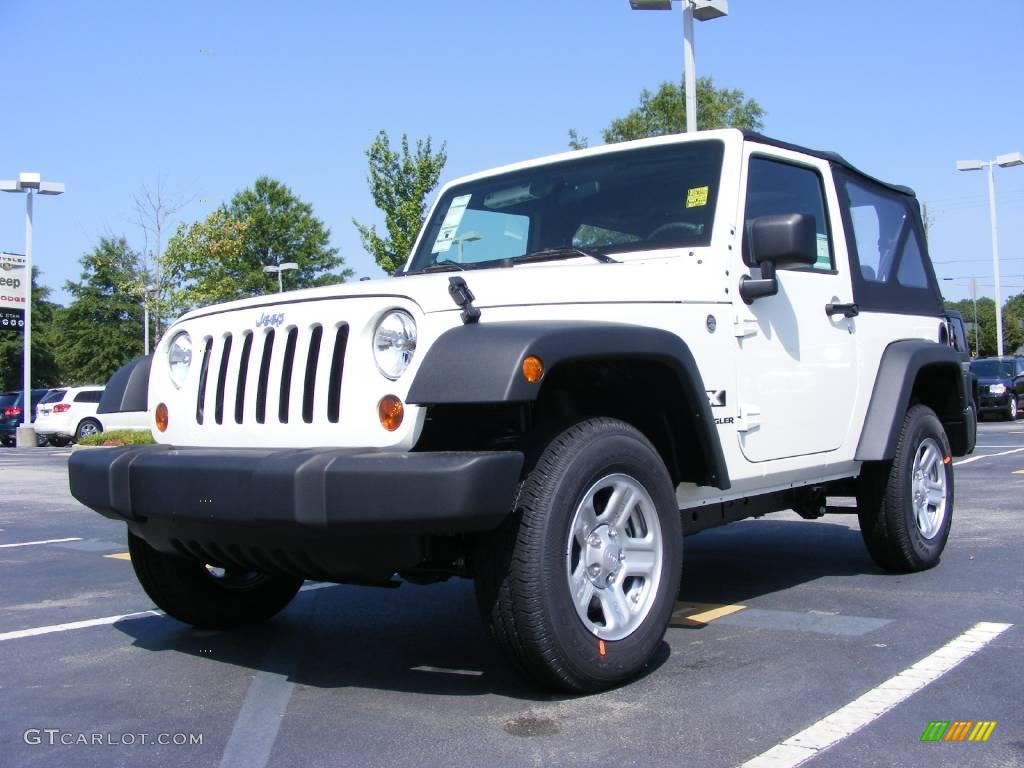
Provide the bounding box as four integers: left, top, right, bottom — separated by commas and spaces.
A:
103, 552, 131, 561
670, 602, 746, 628
1013, 470, 1024, 475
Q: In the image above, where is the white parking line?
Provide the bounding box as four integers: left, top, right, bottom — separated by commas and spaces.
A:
0, 610, 163, 642
955, 447, 1024, 466
737, 621, 1012, 768
0, 537, 83, 549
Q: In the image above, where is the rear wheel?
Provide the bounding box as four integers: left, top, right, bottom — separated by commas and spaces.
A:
475, 418, 682, 693
857, 405, 954, 572
1008, 397, 1018, 421
47, 436, 70, 448
75, 418, 102, 441
127, 531, 303, 628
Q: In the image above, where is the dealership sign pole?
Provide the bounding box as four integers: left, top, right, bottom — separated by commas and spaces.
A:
1, 173, 65, 447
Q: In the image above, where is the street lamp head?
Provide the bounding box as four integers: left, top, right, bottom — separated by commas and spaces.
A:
262, 265, 278, 274
996, 151, 1024, 168
956, 160, 985, 172
38, 181, 65, 196
0, 180, 20, 193
629, 0, 672, 9
17, 172, 41, 190
692, 0, 728, 21
280, 262, 298, 270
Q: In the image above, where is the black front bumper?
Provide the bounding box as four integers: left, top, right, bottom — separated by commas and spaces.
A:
69, 445, 524, 534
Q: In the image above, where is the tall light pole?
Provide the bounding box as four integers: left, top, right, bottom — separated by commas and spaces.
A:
628, 0, 729, 133
263, 262, 298, 293
956, 151, 1023, 358
143, 283, 157, 354
1, 172, 65, 448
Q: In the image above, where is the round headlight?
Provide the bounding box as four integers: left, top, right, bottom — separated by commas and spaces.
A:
167, 331, 192, 389
373, 311, 417, 380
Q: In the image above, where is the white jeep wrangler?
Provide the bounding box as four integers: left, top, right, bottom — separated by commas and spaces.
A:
70, 129, 972, 692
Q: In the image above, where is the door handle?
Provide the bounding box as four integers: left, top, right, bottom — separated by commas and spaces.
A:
825, 302, 859, 318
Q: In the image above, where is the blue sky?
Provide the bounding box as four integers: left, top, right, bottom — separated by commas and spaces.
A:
2, 0, 1022, 305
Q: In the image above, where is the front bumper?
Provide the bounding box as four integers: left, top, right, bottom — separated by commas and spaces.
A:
978, 393, 1012, 414
69, 445, 523, 534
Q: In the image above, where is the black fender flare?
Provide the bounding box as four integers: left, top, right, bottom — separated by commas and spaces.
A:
407, 321, 729, 489
98, 356, 151, 415
855, 340, 968, 461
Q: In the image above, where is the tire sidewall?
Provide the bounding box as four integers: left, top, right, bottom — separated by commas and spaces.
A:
894, 407, 954, 565
532, 424, 682, 685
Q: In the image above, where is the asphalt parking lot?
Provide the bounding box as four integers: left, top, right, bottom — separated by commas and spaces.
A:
1, 422, 1022, 768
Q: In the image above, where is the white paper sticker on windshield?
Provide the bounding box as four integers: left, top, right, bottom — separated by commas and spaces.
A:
432, 194, 472, 253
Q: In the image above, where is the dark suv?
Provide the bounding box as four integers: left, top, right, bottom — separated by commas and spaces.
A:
970, 357, 1024, 420
0, 389, 51, 446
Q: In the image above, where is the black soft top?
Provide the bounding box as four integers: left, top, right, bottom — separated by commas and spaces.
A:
742, 131, 916, 198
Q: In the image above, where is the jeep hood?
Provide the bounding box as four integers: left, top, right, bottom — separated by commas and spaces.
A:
174, 255, 720, 323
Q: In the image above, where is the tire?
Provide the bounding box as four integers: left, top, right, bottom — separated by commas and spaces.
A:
75, 418, 102, 441
475, 418, 682, 693
1008, 397, 1018, 421
127, 531, 303, 629
47, 436, 70, 448
857, 405, 954, 573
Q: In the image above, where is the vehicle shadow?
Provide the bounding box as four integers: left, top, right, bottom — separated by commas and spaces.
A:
115, 514, 873, 699
678, 514, 876, 606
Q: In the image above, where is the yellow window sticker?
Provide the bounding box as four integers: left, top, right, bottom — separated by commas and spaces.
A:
686, 186, 709, 208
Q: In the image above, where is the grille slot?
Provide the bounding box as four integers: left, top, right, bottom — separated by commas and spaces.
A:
255, 330, 275, 424
234, 332, 253, 424
278, 327, 299, 423
303, 325, 323, 424
214, 334, 233, 425
195, 337, 213, 424
327, 324, 349, 423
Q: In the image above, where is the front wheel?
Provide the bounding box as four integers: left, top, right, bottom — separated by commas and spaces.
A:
475, 418, 682, 693
47, 436, 71, 447
1008, 397, 1018, 421
857, 405, 954, 572
127, 532, 304, 628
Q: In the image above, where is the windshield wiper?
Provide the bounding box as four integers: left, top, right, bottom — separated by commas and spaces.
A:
507, 247, 619, 265
416, 259, 466, 273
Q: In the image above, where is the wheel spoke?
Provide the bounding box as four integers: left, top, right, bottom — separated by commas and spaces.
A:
574, 497, 599, 546
570, 560, 594, 613
603, 483, 639, 529
622, 543, 656, 579
599, 585, 632, 632
926, 487, 945, 509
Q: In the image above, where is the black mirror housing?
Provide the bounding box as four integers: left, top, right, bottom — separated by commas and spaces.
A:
747, 213, 818, 270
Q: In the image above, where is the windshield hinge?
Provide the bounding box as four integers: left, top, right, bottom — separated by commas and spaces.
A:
448, 276, 481, 324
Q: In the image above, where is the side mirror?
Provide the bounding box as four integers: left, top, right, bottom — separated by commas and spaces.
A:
739, 213, 818, 304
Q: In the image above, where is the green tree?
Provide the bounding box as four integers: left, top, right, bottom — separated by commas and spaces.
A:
163, 177, 349, 312
56, 237, 145, 385
354, 130, 448, 275
0, 267, 62, 390
569, 77, 765, 148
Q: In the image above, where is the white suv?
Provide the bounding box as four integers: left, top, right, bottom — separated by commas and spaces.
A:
35, 387, 105, 445
69, 129, 971, 692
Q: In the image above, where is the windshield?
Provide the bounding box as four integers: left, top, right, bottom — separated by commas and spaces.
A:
971, 360, 1015, 378
406, 140, 725, 273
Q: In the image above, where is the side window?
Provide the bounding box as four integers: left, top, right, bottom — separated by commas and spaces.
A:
744, 157, 832, 270
839, 173, 942, 316
74, 390, 103, 403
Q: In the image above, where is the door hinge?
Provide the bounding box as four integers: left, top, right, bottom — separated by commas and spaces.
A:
737, 403, 761, 432
734, 316, 758, 339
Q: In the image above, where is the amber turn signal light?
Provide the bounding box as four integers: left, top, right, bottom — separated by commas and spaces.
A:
522, 355, 544, 383
378, 395, 404, 432
155, 403, 169, 432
